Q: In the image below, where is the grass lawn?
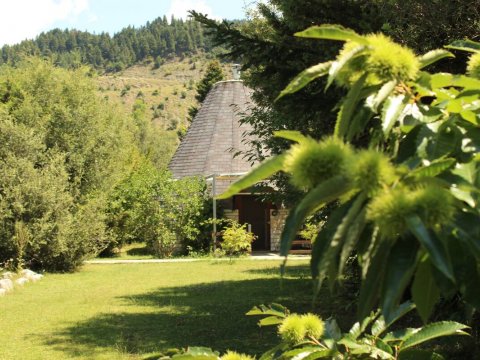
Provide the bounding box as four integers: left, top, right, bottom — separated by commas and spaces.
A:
0, 260, 356, 360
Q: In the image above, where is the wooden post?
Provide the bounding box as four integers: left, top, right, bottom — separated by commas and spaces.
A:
212, 174, 217, 252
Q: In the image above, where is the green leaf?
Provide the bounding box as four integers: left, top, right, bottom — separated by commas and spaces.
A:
345, 338, 394, 359
374, 337, 394, 355
381, 94, 409, 136
259, 343, 288, 360
327, 45, 366, 89
282, 347, 335, 360
447, 99, 463, 113
274, 130, 310, 143
335, 73, 368, 138
453, 75, 480, 89
358, 237, 392, 319
369, 80, 397, 112
311, 201, 352, 293
455, 212, 480, 260
401, 321, 469, 350
280, 176, 351, 256
383, 328, 418, 343
319, 194, 366, 290
302, 349, 338, 360
295, 25, 369, 45
346, 107, 373, 141
217, 154, 286, 199
460, 110, 478, 125
412, 257, 440, 323
450, 186, 476, 208
406, 216, 454, 282
276, 62, 332, 100
323, 318, 342, 341
338, 334, 363, 348
430, 73, 453, 89
428, 123, 462, 159
258, 316, 284, 326
445, 39, 480, 53
381, 238, 419, 324
246, 303, 288, 318
451, 161, 477, 184
338, 207, 366, 277
408, 158, 455, 179
372, 302, 416, 337
418, 49, 455, 69
430, 73, 480, 89
447, 237, 480, 309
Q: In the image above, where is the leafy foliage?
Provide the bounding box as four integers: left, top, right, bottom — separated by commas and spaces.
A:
157, 303, 468, 359
188, 60, 225, 123
106, 160, 210, 257
248, 303, 468, 359
0, 59, 136, 271
220, 29, 480, 324
195, 60, 225, 103
220, 220, 256, 256
299, 217, 323, 244
193, 0, 480, 205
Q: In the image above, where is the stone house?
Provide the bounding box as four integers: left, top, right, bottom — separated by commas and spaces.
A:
168, 78, 287, 251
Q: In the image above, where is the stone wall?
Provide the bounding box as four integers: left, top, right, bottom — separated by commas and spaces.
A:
269, 209, 289, 251
223, 209, 239, 222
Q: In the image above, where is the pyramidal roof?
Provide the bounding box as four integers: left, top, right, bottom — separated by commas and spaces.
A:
169, 80, 255, 182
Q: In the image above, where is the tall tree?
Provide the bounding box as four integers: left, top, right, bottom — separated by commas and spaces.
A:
0, 16, 215, 72
187, 60, 225, 123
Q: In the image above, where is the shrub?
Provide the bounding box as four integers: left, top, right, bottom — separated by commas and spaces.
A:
106, 161, 210, 257
167, 119, 178, 130
0, 60, 135, 271
153, 56, 165, 69
299, 217, 322, 243
221, 220, 256, 256
148, 224, 177, 258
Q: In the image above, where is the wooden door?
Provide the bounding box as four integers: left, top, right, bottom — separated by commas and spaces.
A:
235, 195, 271, 251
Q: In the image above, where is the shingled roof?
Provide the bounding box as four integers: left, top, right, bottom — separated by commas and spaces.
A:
169, 80, 255, 193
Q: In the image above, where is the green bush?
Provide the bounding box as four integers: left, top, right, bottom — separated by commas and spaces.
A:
0, 59, 135, 271
106, 160, 210, 257
299, 217, 322, 243
221, 220, 256, 256
149, 224, 177, 258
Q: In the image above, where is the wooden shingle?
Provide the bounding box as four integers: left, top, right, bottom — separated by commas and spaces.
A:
169, 80, 255, 194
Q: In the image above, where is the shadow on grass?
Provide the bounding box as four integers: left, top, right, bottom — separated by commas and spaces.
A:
125, 244, 151, 257
244, 263, 311, 278
43, 266, 356, 358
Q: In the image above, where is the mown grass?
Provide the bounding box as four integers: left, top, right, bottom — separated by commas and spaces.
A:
0, 260, 356, 360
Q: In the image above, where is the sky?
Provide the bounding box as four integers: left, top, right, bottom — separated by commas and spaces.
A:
0, 0, 253, 46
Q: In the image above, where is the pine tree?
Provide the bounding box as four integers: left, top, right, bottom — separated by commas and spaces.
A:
195, 60, 224, 103
187, 60, 225, 123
